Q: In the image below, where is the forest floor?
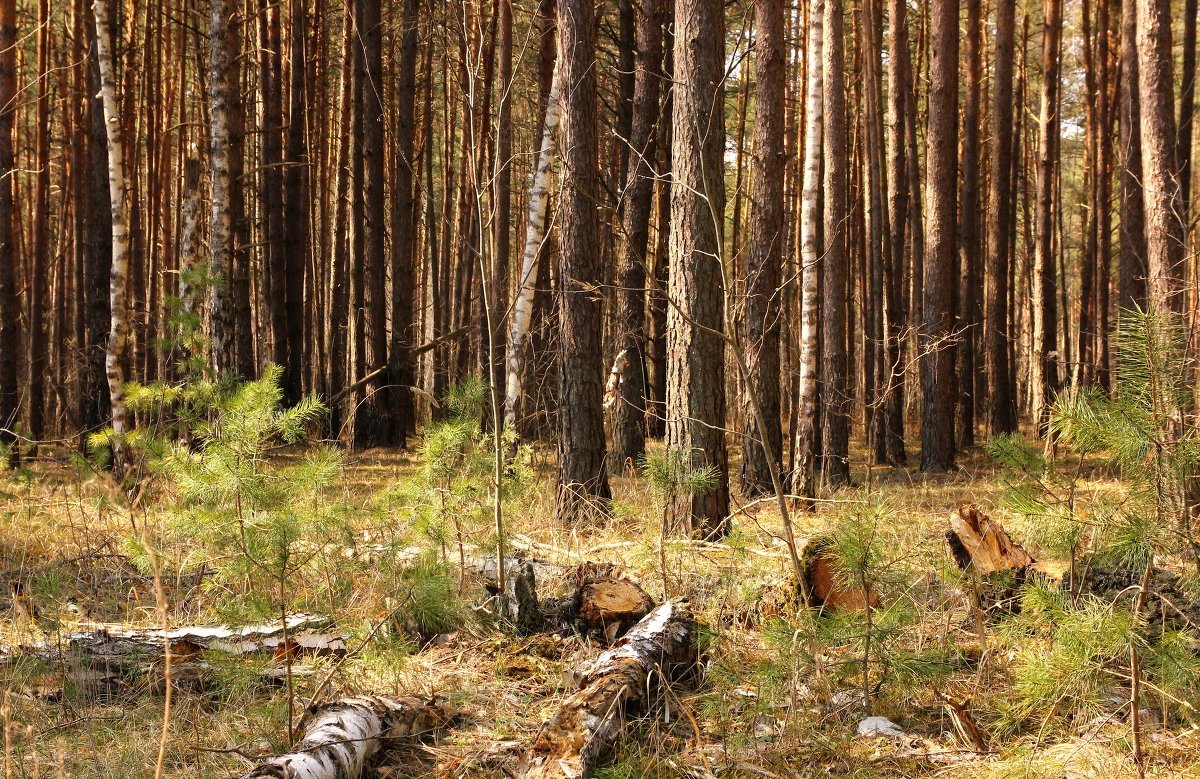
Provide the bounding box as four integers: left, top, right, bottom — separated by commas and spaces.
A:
2, 441, 1199, 778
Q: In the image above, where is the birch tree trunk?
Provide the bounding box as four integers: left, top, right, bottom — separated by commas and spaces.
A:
239, 696, 445, 779
209, 0, 238, 376
503, 66, 561, 433
791, 0, 823, 497
92, 0, 130, 476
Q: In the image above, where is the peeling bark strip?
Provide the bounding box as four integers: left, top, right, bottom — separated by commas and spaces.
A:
518, 600, 697, 778
239, 695, 446, 779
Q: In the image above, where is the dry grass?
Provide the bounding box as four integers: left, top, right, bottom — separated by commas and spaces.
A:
0, 441, 1196, 778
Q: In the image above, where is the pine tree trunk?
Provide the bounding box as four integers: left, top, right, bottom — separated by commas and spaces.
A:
737, 0, 783, 494
282, 0, 309, 405
27, 0, 49, 447
668, 0, 729, 535
1179, 0, 1198, 228
956, 0, 982, 446
1137, 0, 1185, 315
1032, 0, 1062, 428
820, 0, 850, 487
92, 0, 131, 476
555, 0, 610, 521
792, 0, 823, 497
919, 0, 957, 471
611, 0, 665, 476
83, 7, 112, 439
882, 0, 909, 465
986, 0, 1018, 435
1119, 0, 1147, 310
352, 0, 389, 447
259, 0, 286, 383
389, 0, 419, 446
490, 0, 513, 419
0, 0, 15, 465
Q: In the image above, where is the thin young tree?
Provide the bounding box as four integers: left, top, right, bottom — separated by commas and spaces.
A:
739, 0, 783, 495
919, 0, 958, 470
555, 0, 611, 521
668, 0, 729, 535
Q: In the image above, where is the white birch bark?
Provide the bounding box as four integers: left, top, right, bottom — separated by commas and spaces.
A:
517, 600, 697, 778
91, 0, 130, 476
239, 696, 444, 779
502, 64, 562, 431
792, 0, 824, 495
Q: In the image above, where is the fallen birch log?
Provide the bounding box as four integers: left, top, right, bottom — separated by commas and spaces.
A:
517, 600, 697, 778
238, 695, 446, 779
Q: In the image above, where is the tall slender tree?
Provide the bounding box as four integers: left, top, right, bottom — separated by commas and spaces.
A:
986, 0, 1018, 435
1119, 0, 1146, 310
920, 0, 958, 470
92, 0, 130, 476
1032, 0, 1063, 427
668, 0, 728, 534
820, 0, 850, 486
882, 0, 909, 464
792, 0, 823, 496
555, 0, 610, 521
611, 0, 666, 475
956, 0, 982, 446
0, 0, 15, 465
739, 0, 784, 494
1137, 0, 1185, 315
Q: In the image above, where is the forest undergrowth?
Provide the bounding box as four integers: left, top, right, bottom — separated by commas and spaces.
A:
3, 424, 1200, 778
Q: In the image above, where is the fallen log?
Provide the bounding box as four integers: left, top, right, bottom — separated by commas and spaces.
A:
517, 600, 697, 778
7, 615, 345, 697
238, 695, 446, 779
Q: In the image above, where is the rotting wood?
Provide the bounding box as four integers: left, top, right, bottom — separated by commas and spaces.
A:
517, 600, 697, 778
238, 695, 446, 779
799, 537, 878, 612
945, 505, 1034, 576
